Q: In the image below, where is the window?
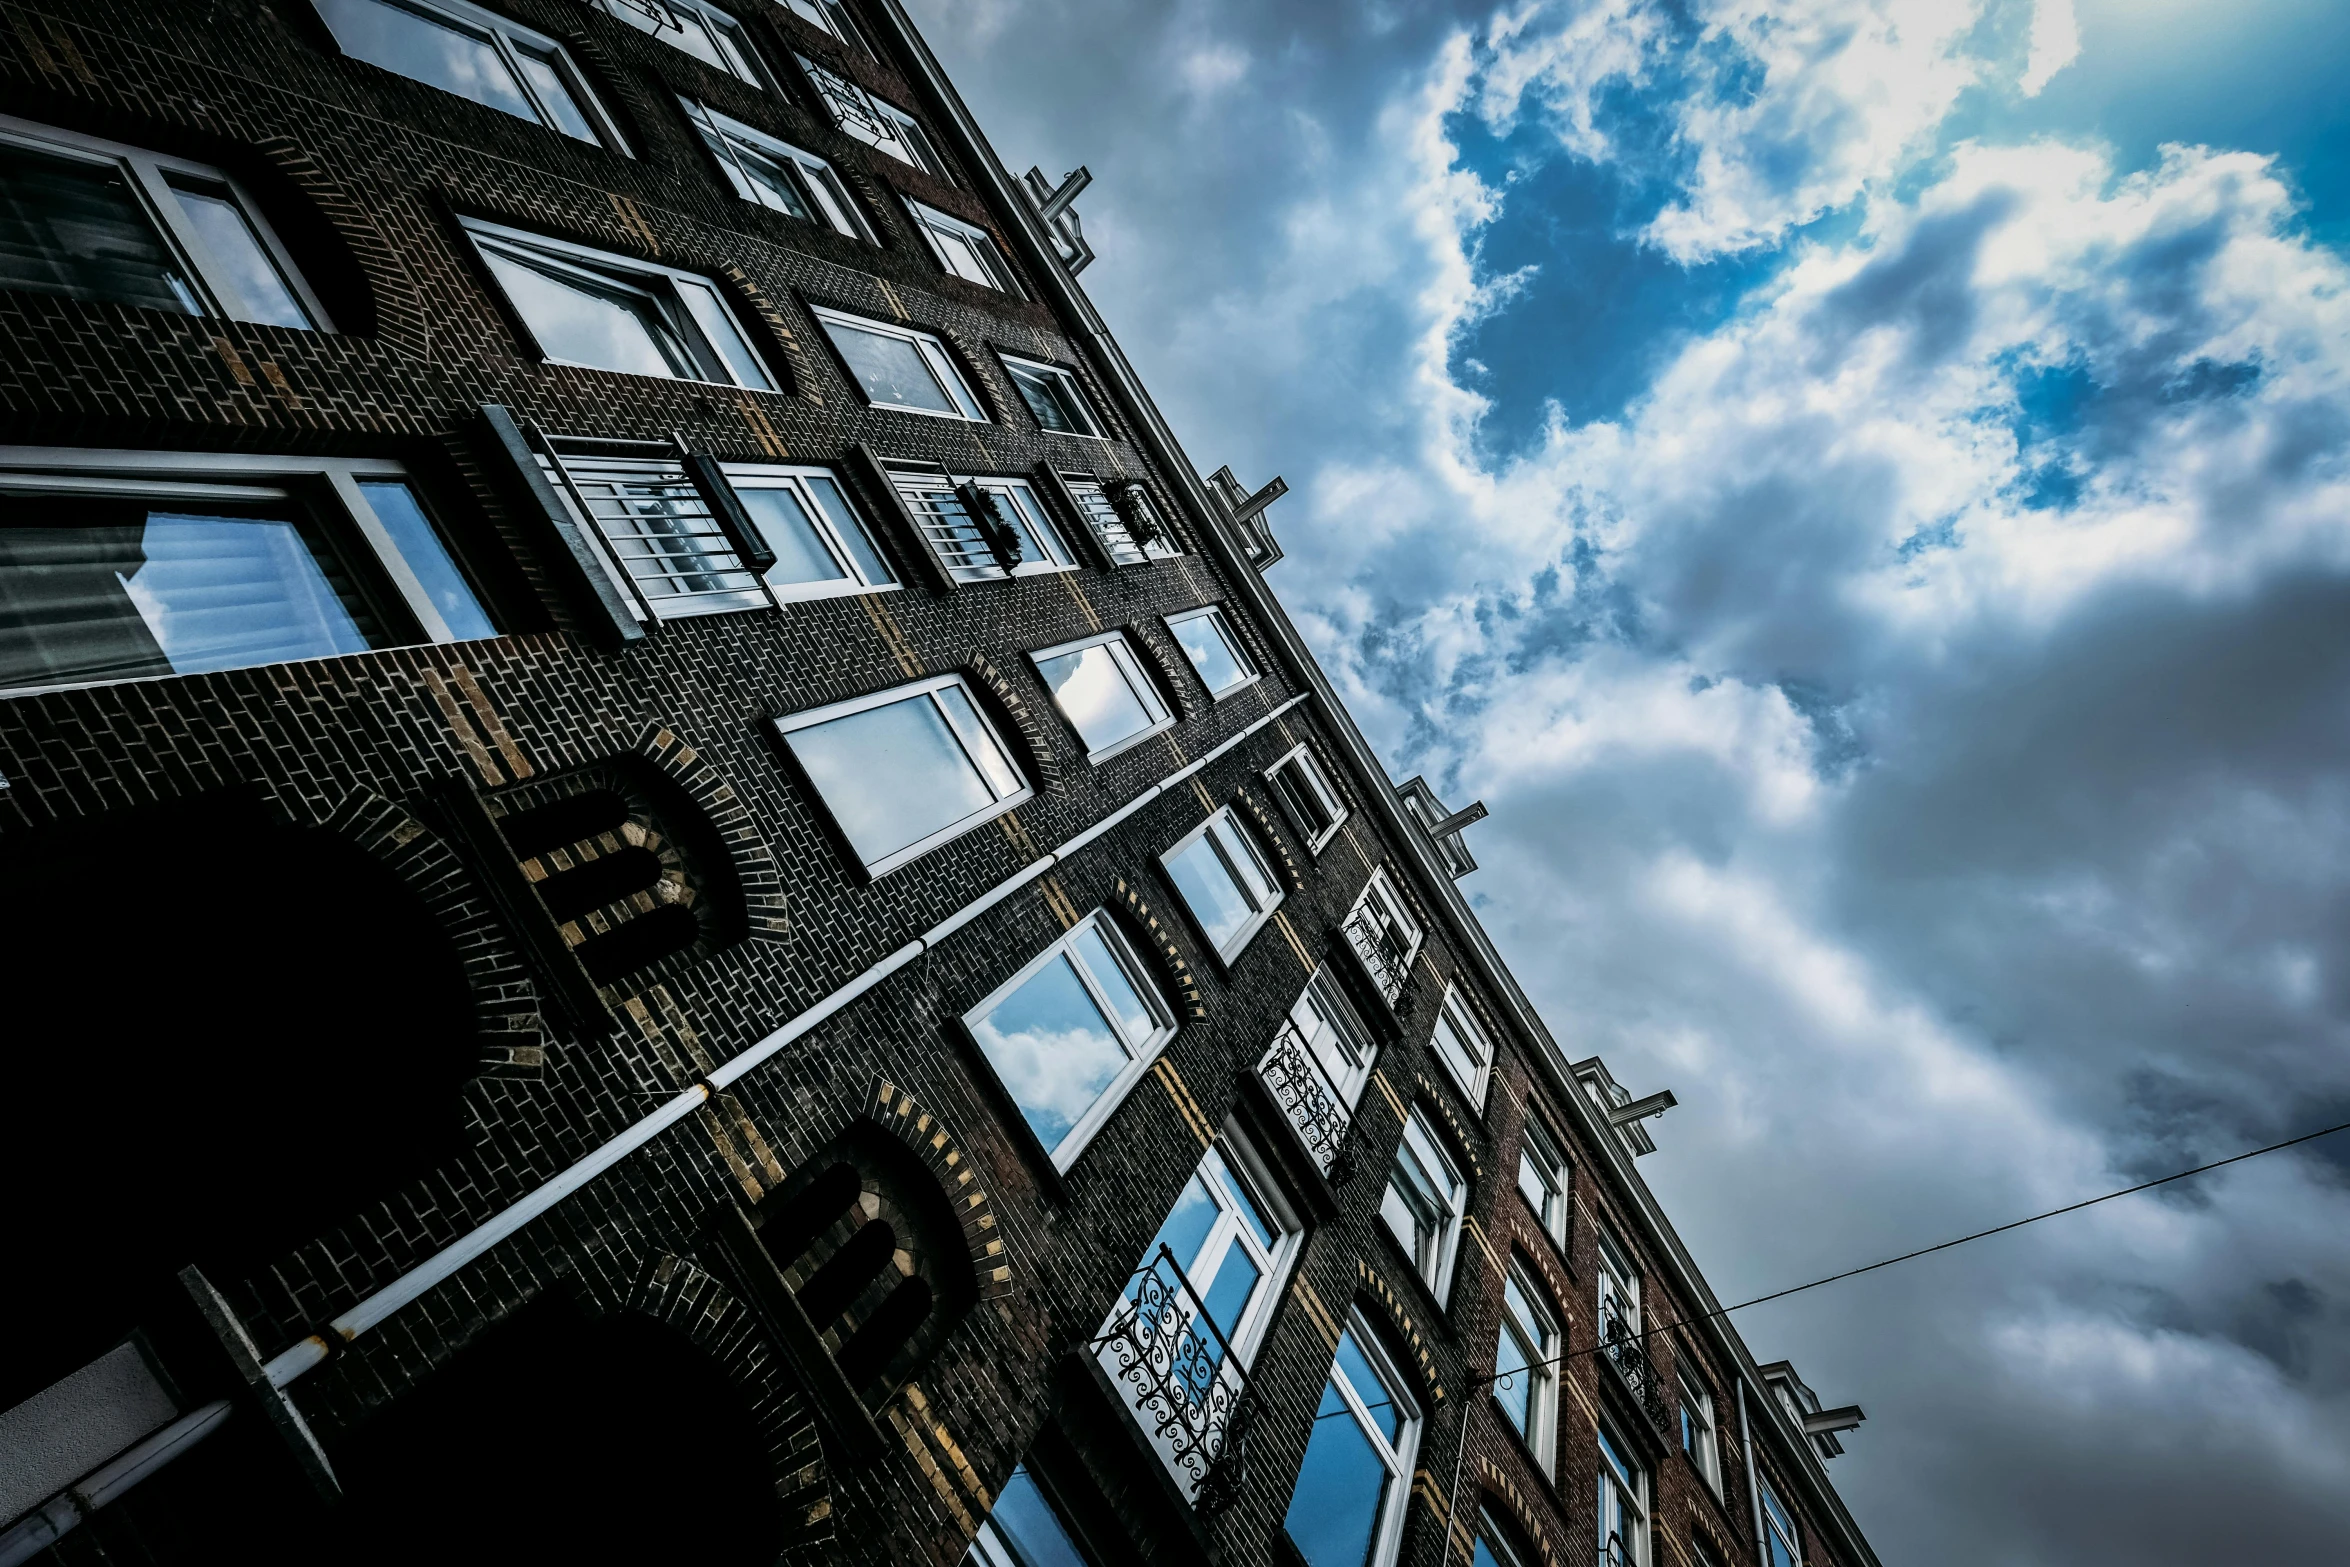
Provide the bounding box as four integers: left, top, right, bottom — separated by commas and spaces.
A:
1164, 605, 1257, 698
1061, 475, 1175, 565
796, 56, 951, 180
1430, 986, 1495, 1110
1517, 1114, 1569, 1249
1029, 630, 1172, 761
967, 1466, 1095, 1567
1282, 1314, 1420, 1567
782, 0, 868, 52
1598, 1423, 1650, 1567
536, 452, 766, 619
906, 200, 1021, 294
774, 673, 1030, 875
812, 307, 985, 420
0, 449, 495, 695
1473, 1508, 1537, 1567
1379, 1107, 1467, 1302
1161, 806, 1281, 963
1761, 1480, 1802, 1567
1495, 1262, 1560, 1472
681, 99, 869, 239
598, 0, 766, 88
722, 464, 895, 600
1344, 868, 1423, 1006
1264, 743, 1346, 852
964, 909, 1174, 1170
1132, 1141, 1300, 1362
315, 0, 623, 150
1680, 1372, 1721, 1492
0, 117, 326, 329
884, 466, 1075, 582
1002, 357, 1102, 436
462, 218, 773, 389
1289, 966, 1377, 1109
1597, 1228, 1641, 1340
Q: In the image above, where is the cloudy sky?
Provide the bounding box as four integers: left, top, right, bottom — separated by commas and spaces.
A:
905, 0, 2350, 1558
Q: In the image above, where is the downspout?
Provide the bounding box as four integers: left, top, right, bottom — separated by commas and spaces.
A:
1740, 1378, 1766, 1565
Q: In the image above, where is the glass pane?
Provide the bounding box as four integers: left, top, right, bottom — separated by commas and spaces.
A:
1071, 921, 1154, 1044
1283, 1374, 1389, 1567
933, 684, 1022, 798
318, 0, 540, 123
1333, 1330, 1399, 1444
970, 951, 1131, 1156
1038, 642, 1157, 755
824, 318, 958, 413
982, 1468, 1090, 1567
1210, 817, 1274, 907
1171, 610, 1248, 693
481, 244, 693, 379
804, 476, 893, 585
1000, 488, 1065, 566
1518, 1147, 1552, 1216
1165, 832, 1253, 952
720, 134, 814, 221
1008, 363, 1075, 432
736, 484, 845, 587
0, 143, 197, 314
1145, 1175, 1218, 1276
675, 278, 773, 389
931, 225, 998, 288
787, 691, 994, 865
0, 496, 381, 690
1434, 1009, 1481, 1091
1198, 1246, 1259, 1341
163, 181, 312, 328
509, 46, 602, 143
797, 161, 862, 237
1494, 1318, 1534, 1435
1218, 1161, 1278, 1252
355, 481, 494, 640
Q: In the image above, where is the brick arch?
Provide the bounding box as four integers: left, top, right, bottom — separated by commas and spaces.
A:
1232, 783, 1309, 893
857, 1077, 1015, 1305
1410, 1077, 1485, 1186
1351, 1257, 1449, 1412
630, 723, 790, 941
1471, 1457, 1563, 1567
251, 136, 429, 359
963, 652, 1067, 798
1127, 615, 1207, 719
1109, 873, 1207, 1022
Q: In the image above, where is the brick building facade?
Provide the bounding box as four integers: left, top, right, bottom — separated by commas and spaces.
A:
0, 3, 1882, 1566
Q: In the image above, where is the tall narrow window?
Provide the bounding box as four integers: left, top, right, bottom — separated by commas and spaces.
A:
783, 0, 868, 52
1161, 806, 1281, 963
722, 464, 895, 601
1128, 1143, 1299, 1362
1517, 1113, 1569, 1249
906, 200, 1021, 294
1379, 1107, 1467, 1302
1062, 476, 1174, 565
1002, 358, 1103, 437
464, 219, 773, 389
1680, 1372, 1721, 1493
1474, 1508, 1537, 1567
1264, 743, 1346, 852
681, 99, 868, 239
813, 307, 985, 420
0, 451, 496, 694
1495, 1262, 1560, 1472
1030, 630, 1172, 761
883, 465, 1075, 583
1164, 604, 1257, 698
537, 452, 767, 619
964, 910, 1174, 1170
1288, 967, 1376, 1110
1598, 1424, 1650, 1567
1281, 1315, 1420, 1567
1761, 1479, 1802, 1567
0, 118, 326, 329
1597, 1228, 1641, 1340
1344, 869, 1422, 1006
796, 57, 950, 179
1259, 966, 1376, 1178
599, 0, 767, 88
967, 1465, 1096, 1567
774, 674, 1030, 874
1430, 986, 1495, 1110
316, 0, 623, 150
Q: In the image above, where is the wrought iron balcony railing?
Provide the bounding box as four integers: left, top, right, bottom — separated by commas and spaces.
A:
1601, 1531, 1636, 1567
1256, 1021, 1356, 1183
1599, 1308, 1672, 1436
1342, 908, 1411, 1006
1090, 1245, 1255, 1514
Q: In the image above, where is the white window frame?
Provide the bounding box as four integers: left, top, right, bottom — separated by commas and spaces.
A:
773, 672, 1032, 875
1429, 985, 1495, 1111
316, 0, 629, 152
1517, 1112, 1569, 1250
1497, 1259, 1562, 1474
1027, 629, 1174, 762
1598, 1420, 1651, 1567
1379, 1106, 1468, 1303
1679, 1369, 1722, 1494
1178, 1136, 1304, 1365
460, 216, 774, 390
536, 452, 768, 621
680, 98, 871, 240
811, 305, 987, 421
1163, 604, 1259, 699
598, 0, 768, 88
1761, 1479, 1802, 1567
1000, 355, 1103, 437
1160, 805, 1283, 964
1263, 742, 1346, 853
719, 462, 896, 602
1060, 474, 1175, 565
1597, 1227, 1641, 1339
1345, 867, 1424, 1005
905, 199, 1023, 295
1475, 1507, 1538, 1567
0, 447, 490, 697
0, 115, 332, 330
1290, 1310, 1422, 1567
1288, 966, 1377, 1110
796, 55, 951, 179
884, 465, 1076, 583
963, 908, 1177, 1171
783, 0, 869, 52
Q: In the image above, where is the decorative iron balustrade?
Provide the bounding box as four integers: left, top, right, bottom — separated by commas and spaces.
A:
1343, 907, 1412, 1006
1256, 1021, 1356, 1183
1599, 1308, 1672, 1436
1091, 1245, 1255, 1514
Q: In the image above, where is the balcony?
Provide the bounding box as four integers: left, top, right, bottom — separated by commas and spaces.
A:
1340, 908, 1412, 1008
1090, 1246, 1255, 1515
1599, 1308, 1671, 1436
1255, 1021, 1356, 1184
